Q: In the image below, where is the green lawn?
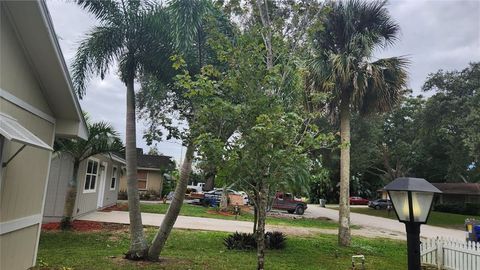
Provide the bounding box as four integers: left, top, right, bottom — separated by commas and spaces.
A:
35, 228, 407, 270
335, 207, 475, 230
134, 203, 341, 229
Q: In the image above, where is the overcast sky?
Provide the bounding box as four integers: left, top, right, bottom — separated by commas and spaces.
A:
46, 0, 480, 164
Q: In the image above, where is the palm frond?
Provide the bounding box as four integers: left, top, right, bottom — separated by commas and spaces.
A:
72, 25, 124, 98
76, 0, 122, 25
358, 56, 409, 115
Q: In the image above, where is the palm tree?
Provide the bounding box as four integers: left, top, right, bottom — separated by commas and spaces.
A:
145, 0, 221, 260
56, 119, 123, 229
306, 0, 408, 246
71, 0, 172, 259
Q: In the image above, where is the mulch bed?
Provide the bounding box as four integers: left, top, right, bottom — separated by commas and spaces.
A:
42, 220, 127, 232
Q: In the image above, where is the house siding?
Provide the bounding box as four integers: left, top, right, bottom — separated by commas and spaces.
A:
0, 6, 53, 116
42, 154, 74, 222
119, 170, 164, 195
44, 155, 122, 222
0, 7, 55, 269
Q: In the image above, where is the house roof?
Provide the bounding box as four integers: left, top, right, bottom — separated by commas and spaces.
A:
431, 183, 480, 196
3, 0, 87, 139
138, 154, 174, 171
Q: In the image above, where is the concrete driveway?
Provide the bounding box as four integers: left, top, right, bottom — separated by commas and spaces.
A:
304, 204, 466, 241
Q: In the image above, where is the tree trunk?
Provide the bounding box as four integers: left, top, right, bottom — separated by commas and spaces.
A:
204, 167, 216, 191
220, 187, 228, 211
253, 204, 258, 234
125, 78, 149, 259
338, 99, 351, 246
256, 184, 267, 270
61, 160, 80, 229
148, 142, 195, 260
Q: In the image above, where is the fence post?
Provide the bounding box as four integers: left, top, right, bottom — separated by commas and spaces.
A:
436, 237, 443, 270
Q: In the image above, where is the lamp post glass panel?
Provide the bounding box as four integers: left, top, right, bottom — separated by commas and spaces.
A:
384, 178, 442, 270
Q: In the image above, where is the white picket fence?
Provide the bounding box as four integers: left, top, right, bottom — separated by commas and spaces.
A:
420, 237, 480, 270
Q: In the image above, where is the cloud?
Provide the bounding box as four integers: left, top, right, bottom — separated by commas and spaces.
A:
46, 0, 480, 163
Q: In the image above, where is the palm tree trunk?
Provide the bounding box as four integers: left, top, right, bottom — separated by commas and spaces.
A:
61, 159, 80, 229
125, 78, 149, 259
147, 142, 195, 261
256, 184, 267, 270
338, 100, 351, 246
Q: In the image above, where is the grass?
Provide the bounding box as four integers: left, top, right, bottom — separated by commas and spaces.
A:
134, 203, 341, 229
334, 207, 474, 230
35, 228, 407, 270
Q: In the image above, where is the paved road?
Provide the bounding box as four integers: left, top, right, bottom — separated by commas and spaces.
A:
78, 211, 341, 237
304, 205, 466, 241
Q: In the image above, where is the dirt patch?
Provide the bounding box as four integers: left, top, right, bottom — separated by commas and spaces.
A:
207, 210, 236, 217
42, 221, 129, 232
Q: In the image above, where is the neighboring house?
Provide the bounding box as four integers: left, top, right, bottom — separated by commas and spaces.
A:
43, 153, 125, 223
431, 183, 480, 206
0, 1, 87, 269
119, 148, 174, 196
378, 182, 480, 206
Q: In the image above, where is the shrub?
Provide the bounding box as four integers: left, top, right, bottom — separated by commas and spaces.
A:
265, 231, 286, 249
224, 231, 286, 250
224, 232, 256, 250
435, 203, 480, 215
118, 190, 128, 200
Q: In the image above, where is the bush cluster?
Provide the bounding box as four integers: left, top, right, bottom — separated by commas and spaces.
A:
117, 189, 162, 201
224, 231, 286, 250
435, 203, 480, 215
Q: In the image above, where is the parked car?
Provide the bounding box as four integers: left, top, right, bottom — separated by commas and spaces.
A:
368, 199, 392, 210
238, 191, 249, 205
272, 192, 307, 215
349, 196, 369, 205
202, 188, 239, 206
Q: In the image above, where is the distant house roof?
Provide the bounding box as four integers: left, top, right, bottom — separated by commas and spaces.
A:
431, 183, 480, 196
120, 148, 174, 171
138, 154, 173, 170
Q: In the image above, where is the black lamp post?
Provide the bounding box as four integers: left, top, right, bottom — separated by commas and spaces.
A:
384, 177, 442, 270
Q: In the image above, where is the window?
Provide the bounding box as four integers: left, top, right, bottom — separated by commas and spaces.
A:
138, 170, 147, 190
84, 159, 99, 193
110, 166, 118, 190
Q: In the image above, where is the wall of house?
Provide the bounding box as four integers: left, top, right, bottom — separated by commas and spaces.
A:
119, 170, 164, 196
146, 171, 164, 195
0, 6, 55, 269
43, 154, 74, 223
0, 6, 53, 116
74, 155, 121, 217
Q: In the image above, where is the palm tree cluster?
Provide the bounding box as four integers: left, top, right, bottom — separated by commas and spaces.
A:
69, 0, 408, 266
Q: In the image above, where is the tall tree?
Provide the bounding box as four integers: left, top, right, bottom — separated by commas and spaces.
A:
306, 0, 408, 246
56, 119, 123, 229
137, 0, 232, 260
71, 0, 172, 258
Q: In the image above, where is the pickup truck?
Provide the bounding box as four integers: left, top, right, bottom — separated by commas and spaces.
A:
272, 192, 307, 215
187, 182, 205, 193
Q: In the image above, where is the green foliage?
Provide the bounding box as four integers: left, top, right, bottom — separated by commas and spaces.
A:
223, 231, 286, 250
223, 232, 256, 250
54, 118, 123, 163
72, 0, 174, 97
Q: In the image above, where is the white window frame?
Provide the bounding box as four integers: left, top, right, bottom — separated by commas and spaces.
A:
110, 165, 118, 191
83, 158, 99, 193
